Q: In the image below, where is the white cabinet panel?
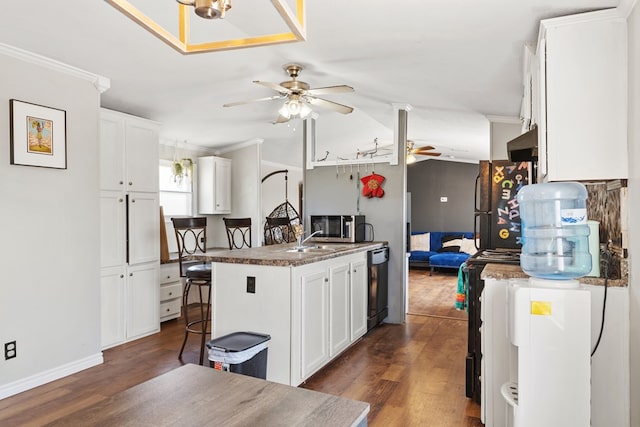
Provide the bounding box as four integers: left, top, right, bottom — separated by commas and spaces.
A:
99, 113, 126, 192
535, 12, 627, 182
128, 192, 160, 265
159, 263, 182, 322
197, 156, 231, 214
329, 263, 350, 357
124, 119, 159, 193
100, 191, 125, 269
100, 267, 126, 349
350, 258, 368, 342
126, 262, 160, 340
300, 269, 329, 379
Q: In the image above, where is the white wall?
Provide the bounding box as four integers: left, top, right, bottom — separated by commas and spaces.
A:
625, 1, 640, 425
0, 52, 103, 397
487, 116, 522, 161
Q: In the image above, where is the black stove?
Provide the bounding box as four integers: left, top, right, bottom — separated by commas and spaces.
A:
465, 248, 521, 404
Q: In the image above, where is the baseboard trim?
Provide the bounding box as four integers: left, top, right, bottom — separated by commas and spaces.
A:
0, 353, 104, 400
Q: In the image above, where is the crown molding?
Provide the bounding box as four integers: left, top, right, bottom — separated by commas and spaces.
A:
392, 103, 413, 112
0, 43, 110, 93
617, 0, 638, 18
486, 115, 521, 124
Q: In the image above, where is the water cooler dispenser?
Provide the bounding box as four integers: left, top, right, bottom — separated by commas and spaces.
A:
501, 182, 593, 427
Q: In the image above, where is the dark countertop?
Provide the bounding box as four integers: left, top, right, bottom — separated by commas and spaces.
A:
480, 263, 627, 287
186, 241, 387, 267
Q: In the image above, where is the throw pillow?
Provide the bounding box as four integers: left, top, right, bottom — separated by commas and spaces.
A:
460, 237, 478, 255
410, 232, 430, 251
438, 245, 461, 253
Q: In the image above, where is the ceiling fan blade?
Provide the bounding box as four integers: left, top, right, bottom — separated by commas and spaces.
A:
417, 152, 442, 157
306, 97, 354, 114
412, 145, 436, 152
274, 114, 290, 124
305, 85, 354, 96
223, 95, 285, 108
253, 80, 291, 94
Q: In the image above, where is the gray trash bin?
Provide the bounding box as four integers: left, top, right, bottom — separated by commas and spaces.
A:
206, 332, 271, 379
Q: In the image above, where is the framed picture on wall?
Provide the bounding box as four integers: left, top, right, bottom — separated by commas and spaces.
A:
9, 99, 67, 169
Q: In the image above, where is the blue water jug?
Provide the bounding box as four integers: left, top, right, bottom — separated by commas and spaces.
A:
517, 182, 591, 279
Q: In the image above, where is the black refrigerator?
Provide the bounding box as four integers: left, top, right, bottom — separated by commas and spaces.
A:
465, 160, 531, 404
474, 160, 532, 250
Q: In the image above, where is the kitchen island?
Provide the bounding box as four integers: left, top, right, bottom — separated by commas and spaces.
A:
191, 242, 386, 386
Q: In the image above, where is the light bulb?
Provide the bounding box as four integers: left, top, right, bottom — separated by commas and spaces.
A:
407, 153, 417, 164
299, 103, 312, 119
287, 99, 301, 116
278, 103, 291, 119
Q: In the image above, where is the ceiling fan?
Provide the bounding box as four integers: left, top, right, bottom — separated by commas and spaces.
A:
223, 63, 355, 123
407, 140, 441, 164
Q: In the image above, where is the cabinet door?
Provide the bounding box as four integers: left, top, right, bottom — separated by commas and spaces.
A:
197, 156, 231, 214
99, 112, 125, 191
329, 263, 350, 357
100, 191, 126, 269
125, 119, 159, 193
126, 262, 160, 340
101, 267, 126, 349
300, 269, 329, 379
350, 259, 368, 341
214, 158, 231, 213
128, 192, 159, 265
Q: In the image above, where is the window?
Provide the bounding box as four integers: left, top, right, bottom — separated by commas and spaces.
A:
159, 159, 193, 217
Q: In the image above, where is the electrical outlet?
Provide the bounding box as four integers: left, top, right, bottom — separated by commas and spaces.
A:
4, 341, 16, 360
246, 276, 256, 294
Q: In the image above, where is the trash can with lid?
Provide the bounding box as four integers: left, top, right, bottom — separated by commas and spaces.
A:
206, 332, 271, 379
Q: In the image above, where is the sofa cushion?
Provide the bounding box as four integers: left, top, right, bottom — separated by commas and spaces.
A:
429, 252, 470, 269
409, 250, 436, 262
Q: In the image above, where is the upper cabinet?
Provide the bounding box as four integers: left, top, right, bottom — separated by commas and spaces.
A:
100, 109, 160, 192
531, 10, 627, 182
198, 155, 232, 214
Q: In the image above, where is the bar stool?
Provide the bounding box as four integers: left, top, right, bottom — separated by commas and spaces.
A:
171, 217, 211, 365
223, 218, 252, 249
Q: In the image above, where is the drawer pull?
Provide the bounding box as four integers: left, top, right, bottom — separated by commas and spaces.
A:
168, 292, 173, 296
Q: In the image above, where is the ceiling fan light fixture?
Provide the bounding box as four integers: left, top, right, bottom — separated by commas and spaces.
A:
299, 102, 312, 119
278, 103, 291, 119
406, 153, 417, 164
176, 0, 231, 19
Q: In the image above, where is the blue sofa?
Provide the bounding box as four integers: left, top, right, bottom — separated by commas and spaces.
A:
409, 231, 475, 274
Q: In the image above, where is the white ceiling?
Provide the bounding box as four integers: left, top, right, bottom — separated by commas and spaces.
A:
0, 0, 619, 165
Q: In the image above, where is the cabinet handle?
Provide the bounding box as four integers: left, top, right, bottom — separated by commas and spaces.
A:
129, 182, 133, 186
167, 275, 171, 279
324, 278, 329, 283
119, 198, 124, 203
168, 292, 173, 296
119, 181, 123, 185
120, 274, 124, 278
129, 273, 133, 277
131, 199, 136, 203
166, 308, 170, 312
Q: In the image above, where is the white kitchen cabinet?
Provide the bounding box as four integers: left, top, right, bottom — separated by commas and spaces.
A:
100, 109, 159, 193
349, 258, 368, 341
291, 252, 368, 385
300, 269, 330, 379
197, 156, 231, 214
126, 262, 160, 340
100, 262, 160, 349
99, 109, 160, 349
159, 263, 182, 322
534, 10, 627, 182
329, 263, 350, 357
100, 266, 126, 349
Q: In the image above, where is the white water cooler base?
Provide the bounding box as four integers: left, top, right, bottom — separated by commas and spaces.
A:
503, 278, 591, 427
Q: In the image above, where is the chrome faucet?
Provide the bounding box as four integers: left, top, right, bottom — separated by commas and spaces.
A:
297, 230, 323, 249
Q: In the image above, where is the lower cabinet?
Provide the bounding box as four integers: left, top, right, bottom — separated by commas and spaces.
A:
159, 263, 182, 322
101, 262, 160, 349
292, 252, 368, 385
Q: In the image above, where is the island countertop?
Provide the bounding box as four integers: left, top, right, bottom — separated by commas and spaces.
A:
187, 241, 387, 267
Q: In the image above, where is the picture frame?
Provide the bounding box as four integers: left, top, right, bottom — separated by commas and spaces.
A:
10, 99, 67, 169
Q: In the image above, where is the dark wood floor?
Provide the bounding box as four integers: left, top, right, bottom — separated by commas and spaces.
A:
408, 268, 467, 320
0, 273, 481, 426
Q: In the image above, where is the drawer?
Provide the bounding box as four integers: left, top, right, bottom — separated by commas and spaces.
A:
160, 282, 182, 302
160, 263, 181, 285
160, 299, 181, 320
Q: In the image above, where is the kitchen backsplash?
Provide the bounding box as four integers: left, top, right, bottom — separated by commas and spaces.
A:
584, 179, 627, 282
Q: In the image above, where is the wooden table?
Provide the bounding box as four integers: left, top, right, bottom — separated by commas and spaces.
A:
48, 364, 369, 426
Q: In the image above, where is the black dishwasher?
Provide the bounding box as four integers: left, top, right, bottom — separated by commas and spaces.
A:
367, 246, 389, 330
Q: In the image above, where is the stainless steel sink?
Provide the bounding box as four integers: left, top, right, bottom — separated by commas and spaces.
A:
286, 245, 336, 253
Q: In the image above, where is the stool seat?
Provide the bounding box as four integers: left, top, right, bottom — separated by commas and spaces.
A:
186, 263, 212, 280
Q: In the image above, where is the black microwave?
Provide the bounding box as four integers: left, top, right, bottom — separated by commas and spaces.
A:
309, 215, 366, 243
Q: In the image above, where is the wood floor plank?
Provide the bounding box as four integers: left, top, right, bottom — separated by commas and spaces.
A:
0, 291, 482, 426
